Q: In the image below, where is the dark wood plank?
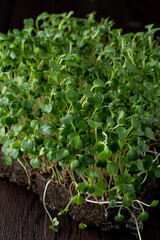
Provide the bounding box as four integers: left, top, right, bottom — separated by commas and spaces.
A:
0, 178, 160, 240
0, 178, 56, 240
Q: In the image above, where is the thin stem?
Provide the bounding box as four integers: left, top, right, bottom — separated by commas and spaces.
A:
132, 203, 141, 211
141, 172, 148, 185
80, 174, 87, 183
125, 206, 142, 240
95, 127, 97, 143
66, 165, 76, 182
69, 181, 77, 196
69, 42, 72, 54
131, 211, 142, 240
153, 153, 160, 163
17, 158, 30, 185
23, 157, 30, 168
71, 123, 76, 134
146, 150, 160, 155
35, 20, 39, 33
50, 165, 58, 182
79, 95, 86, 104
43, 178, 53, 221
55, 166, 62, 184
85, 195, 122, 205
134, 199, 151, 208
59, 193, 79, 214
108, 175, 113, 190
67, 104, 72, 114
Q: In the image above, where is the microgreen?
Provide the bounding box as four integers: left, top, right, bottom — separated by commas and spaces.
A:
79, 222, 87, 230
43, 178, 59, 232
0, 12, 160, 239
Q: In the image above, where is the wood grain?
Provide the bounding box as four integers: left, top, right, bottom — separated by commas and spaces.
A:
0, 178, 159, 240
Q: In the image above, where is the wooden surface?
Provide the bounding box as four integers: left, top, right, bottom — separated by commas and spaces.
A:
0, 0, 160, 33
0, 178, 160, 240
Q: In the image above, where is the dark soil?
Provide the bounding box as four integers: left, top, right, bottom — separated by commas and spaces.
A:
0, 150, 159, 232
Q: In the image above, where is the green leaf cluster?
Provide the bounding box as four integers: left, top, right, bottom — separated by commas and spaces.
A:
0, 11, 159, 229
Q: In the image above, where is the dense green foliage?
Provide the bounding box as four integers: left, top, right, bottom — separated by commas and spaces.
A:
0, 12, 160, 233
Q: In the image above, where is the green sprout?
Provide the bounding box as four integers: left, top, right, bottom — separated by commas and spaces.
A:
0, 11, 160, 239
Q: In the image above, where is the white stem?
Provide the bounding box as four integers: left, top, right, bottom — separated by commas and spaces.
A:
43, 178, 53, 220
85, 196, 122, 205
147, 150, 159, 155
